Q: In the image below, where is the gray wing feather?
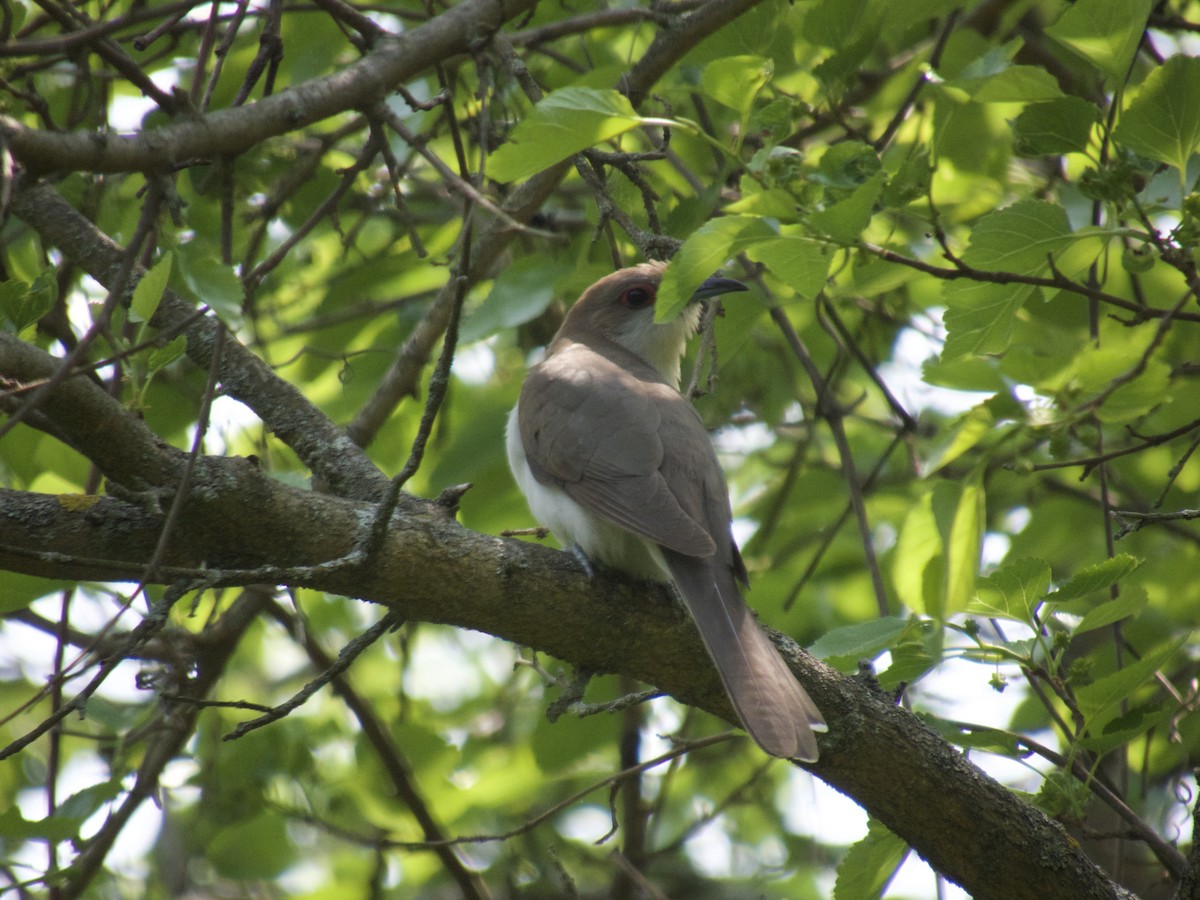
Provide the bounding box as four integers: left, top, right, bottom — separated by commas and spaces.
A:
519, 345, 716, 557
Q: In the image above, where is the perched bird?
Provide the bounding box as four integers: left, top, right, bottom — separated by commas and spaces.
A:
506, 261, 826, 760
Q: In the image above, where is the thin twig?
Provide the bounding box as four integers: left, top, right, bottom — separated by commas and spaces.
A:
223, 609, 404, 740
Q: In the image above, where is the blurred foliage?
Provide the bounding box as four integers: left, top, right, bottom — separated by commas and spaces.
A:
2, 0, 1200, 897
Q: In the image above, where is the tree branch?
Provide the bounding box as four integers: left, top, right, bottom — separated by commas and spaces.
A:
0, 478, 1138, 900
0, 0, 541, 175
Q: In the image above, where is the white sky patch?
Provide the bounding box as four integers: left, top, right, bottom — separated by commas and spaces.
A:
879, 313, 994, 417
453, 338, 497, 385
109, 69, 181, 131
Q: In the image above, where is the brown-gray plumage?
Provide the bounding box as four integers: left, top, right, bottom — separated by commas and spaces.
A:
506, 261, 825, 760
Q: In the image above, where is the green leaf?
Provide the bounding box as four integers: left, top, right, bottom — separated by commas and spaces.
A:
0, 807, 81, 842
460, 258, 571, 343
744, 237, 831, 299
815, 142, 882, 189
1013, 97, 1099, 156
960, 200, 1073, 272
130, 252, 173, 323
148, 334, 188, 371
208, 811, 294, 879
1046, 0, 1153, 82
489, 87, 646, 183
1034, 770, 1092, 819
701, 55, 773, 115
921, 402, 1000, 476
833, 818, 909, 900
881, 146, 934, 208
656, 216, 774, 320
809, 616, 910, 660
941, 281, 1033, 360
1114, 55, 1200, 179
0, 271, 56, 333
0, 570, 74, 614
933, 471, 986, 618
802, 0, 868, 49
922, 715, 1026, 755
1075, 636, 1187, 719
967, 65, 1065, 103
941, 201, 1074, 360
893, 488, 941, 615
970, 557, 1051, 623
1071, 587, 1148, 635
56, 779, 123, 823
177, 243, 244, 329
808, 171, 886, 243
1047, 554, 1141, 603
879, 643, 939, 688
1077, 701, 1171, 754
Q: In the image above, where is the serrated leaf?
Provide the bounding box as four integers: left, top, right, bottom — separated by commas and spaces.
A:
941, 281, 1033, 360
1047, 554, 1141, 603
961, 200, 1073, 272
970, 557, 1051, 623
1046, 0, 1153, 82
1013, 97, 1099, 156
489, 87, 646, 183
1115, 55, 1200, 179
808, 616, 910, 660
701, 55, 773, 115
833, 818, 908, 900
1075, 636, 1186, 719
131, 252, 173, 323
941, 201, 1074, 360
656, 216, 774, 320
744, 237, 830, 299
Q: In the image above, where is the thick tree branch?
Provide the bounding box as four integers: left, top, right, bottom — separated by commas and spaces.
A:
0, 478, 1136, 900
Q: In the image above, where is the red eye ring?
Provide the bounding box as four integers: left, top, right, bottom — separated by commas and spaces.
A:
619, 284, 656, 309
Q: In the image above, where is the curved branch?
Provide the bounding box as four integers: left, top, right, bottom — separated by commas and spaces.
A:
0, 0, 540, 175
0, 478, 1136, 900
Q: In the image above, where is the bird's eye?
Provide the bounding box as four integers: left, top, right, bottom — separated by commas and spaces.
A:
619, 285, 656, 309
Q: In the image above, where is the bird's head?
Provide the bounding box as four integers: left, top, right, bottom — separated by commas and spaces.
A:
558, 261, 748, 387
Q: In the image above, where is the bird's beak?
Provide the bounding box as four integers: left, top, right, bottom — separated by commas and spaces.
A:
691, 274, 749, 302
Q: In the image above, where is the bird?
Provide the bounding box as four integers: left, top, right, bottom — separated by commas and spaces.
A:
506, 260, 826, 760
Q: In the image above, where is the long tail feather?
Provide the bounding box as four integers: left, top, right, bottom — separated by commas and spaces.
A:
664, 551, 825, 761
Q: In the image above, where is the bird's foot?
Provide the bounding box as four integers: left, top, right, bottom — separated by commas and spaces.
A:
566, 543, 596, 579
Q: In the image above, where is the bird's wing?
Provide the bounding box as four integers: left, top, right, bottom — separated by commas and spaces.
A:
519, 344, 717, 558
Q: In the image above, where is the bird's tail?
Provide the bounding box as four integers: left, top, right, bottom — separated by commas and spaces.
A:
664, 551, 826, 761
